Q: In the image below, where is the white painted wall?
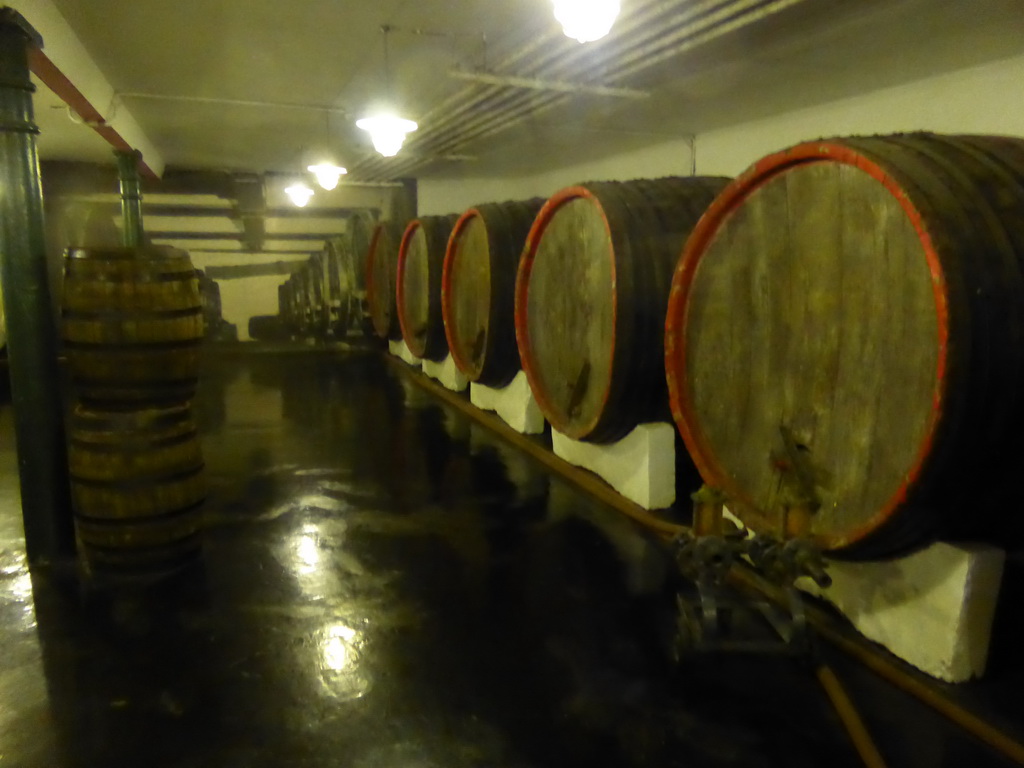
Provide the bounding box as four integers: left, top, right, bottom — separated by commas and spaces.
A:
217, 275, 288, 342
695, 52, 1024, 177
419, 52, 1024, 214
420, 138, 696, 216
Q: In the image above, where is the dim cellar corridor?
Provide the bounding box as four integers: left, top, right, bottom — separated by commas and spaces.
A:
0, 348, 1019, 767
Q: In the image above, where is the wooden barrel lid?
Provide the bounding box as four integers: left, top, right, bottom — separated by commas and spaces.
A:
366, 222, 404, 339
517, 178, 729, 442
665, 134, 1024, 556
397, 215, 457, 360
442, 199, 544, 386
518, 190, 615, 439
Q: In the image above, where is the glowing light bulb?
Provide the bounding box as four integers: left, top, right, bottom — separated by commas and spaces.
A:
285, 183, 315, 208
553, 0, 620, 43
307, 163, 347, 191
356, 115, 418, 158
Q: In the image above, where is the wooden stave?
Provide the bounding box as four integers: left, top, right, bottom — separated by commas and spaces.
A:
62, 246, 204, 407
397, 215, 459, 361
442, 199, 546, 387
515, 177, 729, 443
665, 133, 1024, 558
69, 403, 206, 565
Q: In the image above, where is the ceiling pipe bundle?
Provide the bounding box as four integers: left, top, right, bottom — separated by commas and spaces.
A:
351, 0, 808, 181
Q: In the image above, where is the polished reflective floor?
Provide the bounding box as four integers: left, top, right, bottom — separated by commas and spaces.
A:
0, 347, 1019, 767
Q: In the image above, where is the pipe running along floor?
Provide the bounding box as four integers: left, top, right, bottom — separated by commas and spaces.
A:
0, 346, 1020, 767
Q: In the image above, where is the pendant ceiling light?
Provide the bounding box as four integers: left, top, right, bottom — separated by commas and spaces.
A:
285, 182, 315, 208
307, 163, 347, 190
355, 116, 417, 158
357, 25, 418, 158
553, 0, 621, 43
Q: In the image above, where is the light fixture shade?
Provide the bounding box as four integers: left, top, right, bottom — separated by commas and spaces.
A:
553, 0, 620, 43
356, 116, 418, 158
307, 163, 347, 191
285, 183, 315, 208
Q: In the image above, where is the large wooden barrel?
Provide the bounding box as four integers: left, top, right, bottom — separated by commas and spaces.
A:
62, 246, 204, 407
322, 238, 351, 337
305, 255, 325, 336
349, 213, 377, 334
366, 222, 406, 340
397, 215, 458, 360
69, 403, 206, 571
515, 177, 729, 443
196, 270, 223, 338
349, 214, 375, 293
442, 199, 545, 387
665, 133, 1024, 558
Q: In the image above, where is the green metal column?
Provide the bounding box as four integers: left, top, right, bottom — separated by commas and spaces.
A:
0, 9, 75, 564
114, 148, 144, 247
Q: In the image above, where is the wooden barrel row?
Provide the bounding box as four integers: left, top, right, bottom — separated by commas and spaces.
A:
274, 219, 381, 341
371, 131, 1024, 558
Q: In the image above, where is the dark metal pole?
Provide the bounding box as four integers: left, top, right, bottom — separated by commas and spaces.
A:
0, 8, 74, 564
114, 148, 144, 246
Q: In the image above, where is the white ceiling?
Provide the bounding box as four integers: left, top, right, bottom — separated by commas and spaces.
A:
30, 0, 1024, 181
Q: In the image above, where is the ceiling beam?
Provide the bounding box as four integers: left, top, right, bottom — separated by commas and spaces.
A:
149, 231, 328, 242
139, 204, 365, 220
231, 173, 266, 252
204, 261, 305, 280
447, 69, 651, 100
12, 0, 165, 177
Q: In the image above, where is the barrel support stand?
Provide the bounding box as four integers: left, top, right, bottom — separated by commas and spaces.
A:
0, 9, 75, 565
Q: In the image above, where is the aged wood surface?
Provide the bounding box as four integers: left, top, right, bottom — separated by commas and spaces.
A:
449, 214, 491, 375
398, 216, 456, 360
671, 134, 1024, 555
368, 223, 403, 339
444, 199, 545, 386
527, 196, 615, 434
519, 178, 729, 442
62, 246, 204, 406
685, 162, 939, 542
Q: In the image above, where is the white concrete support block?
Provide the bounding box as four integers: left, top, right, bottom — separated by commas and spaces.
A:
422, 355, 468, 392
551, 422, 676, 510
469, 372, 545, 435
802, 543, 1005, 682
388, 339, 421, 367
721, 509, 1006, 682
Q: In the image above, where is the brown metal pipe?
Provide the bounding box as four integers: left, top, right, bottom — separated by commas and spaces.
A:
816, 663, 890, 768
386, 358, 1024, 766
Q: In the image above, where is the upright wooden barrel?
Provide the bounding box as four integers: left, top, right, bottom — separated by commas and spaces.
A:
442, 199, 545, 387
62, 247, 204, 407
69, 403, 206, 571
397, 215, 459, 360
665, 133, 1024, 558
196, 270, 223, 338
515, 177, 729, 443
366, 222, 406, 340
